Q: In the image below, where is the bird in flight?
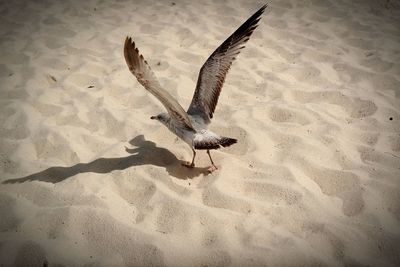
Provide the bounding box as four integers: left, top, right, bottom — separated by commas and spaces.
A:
124, 4, 266, 172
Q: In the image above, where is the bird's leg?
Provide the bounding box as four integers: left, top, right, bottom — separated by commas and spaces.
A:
190, 148, 196, 167
207, 150, 218, 172
182, 148, 196, 168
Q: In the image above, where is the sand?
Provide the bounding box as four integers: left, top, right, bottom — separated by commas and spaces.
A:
1, 0, 400, 266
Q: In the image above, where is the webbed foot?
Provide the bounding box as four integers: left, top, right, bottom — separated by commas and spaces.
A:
207, 165, 218, 173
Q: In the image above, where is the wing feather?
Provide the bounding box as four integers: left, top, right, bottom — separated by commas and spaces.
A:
187, 4, 267, 123
124, 37, 194, 130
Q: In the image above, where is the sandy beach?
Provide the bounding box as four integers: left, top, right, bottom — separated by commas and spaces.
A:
1, 0, 400, 266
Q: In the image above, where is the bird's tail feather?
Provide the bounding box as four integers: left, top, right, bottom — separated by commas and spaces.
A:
219, 137, 237, 147
194, 136, 237, 150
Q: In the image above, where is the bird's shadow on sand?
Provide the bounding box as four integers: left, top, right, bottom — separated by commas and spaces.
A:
3, 135, 209, 184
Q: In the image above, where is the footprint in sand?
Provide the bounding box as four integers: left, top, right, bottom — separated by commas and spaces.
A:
175, 26, 198, 47
139, 23, 163, 35
0, 64, 13, 77
292, 90, 377, 118
43, 36, 66, 49
0, 194, 20, 231
267, 106, 311, 125
33, 130, 80, 165
35, 102, 63, 117
201, 230, 220, 247
86, 108, 126, 139
156, 199, 191, 234
175, 50, 203, 65
358, 145, 400, 169
37, 57, 69, 71
47, 26, 76, 39
370, 74, 400, 97
202, 186, 252, 214
370, 181, 400, 222
197, 250, 232, 267
72, 209, 165, 266
243, 182, 302, 205
268, 18, 288, 29
0, 142, 20, 175
245, 163, 296, 182
65, 73, 98, 88
1, 52, 29, 65
285, 65, 321, 82
42, 15, 63, 25
112, 176, 157, 223
14, 241, 48, 267
359, 57, 394, 73
388, 134, 400, 152
301, 160, 364, 216
0, 108, 30, 140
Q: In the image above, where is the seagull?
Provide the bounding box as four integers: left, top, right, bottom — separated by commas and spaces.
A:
124, 4, 266, 172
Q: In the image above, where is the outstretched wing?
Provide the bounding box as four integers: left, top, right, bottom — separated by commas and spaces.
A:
124, 37, 194, 130
187, 4, 267, 123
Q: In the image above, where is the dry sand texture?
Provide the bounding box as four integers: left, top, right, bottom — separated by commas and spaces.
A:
1, 0, 400, 266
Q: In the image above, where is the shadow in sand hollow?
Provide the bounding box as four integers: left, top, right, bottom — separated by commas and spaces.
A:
3, 135, 209, 184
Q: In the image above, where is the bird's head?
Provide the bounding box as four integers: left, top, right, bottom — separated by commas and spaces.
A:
150, 113, 170, 125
